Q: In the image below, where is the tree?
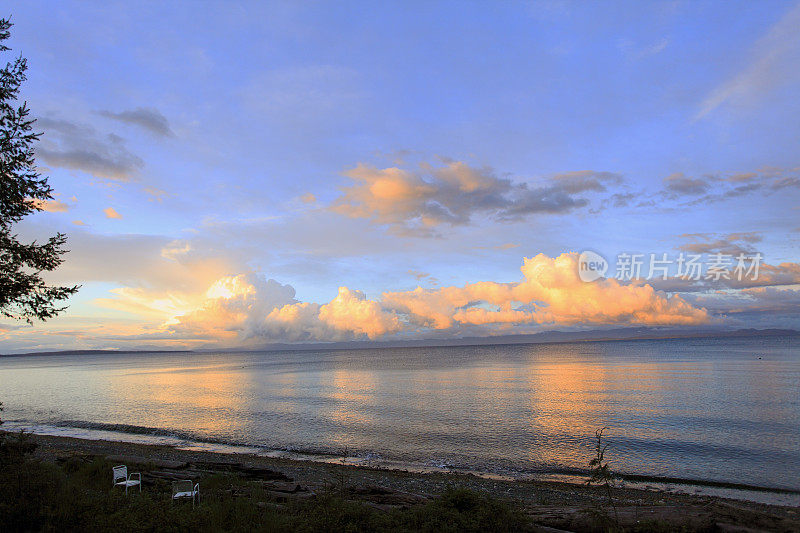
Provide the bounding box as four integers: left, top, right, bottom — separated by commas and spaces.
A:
586, 427, 620, 528
0, 17, 78, 323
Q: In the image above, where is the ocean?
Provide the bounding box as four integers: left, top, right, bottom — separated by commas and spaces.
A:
1, 335, 798, 495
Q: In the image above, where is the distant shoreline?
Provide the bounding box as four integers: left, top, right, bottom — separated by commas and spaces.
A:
2, 327, 797, 357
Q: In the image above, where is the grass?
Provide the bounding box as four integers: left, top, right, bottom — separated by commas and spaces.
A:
0, 435, 533, 532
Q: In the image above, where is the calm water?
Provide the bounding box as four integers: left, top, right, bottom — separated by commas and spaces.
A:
1, 336, 798, 491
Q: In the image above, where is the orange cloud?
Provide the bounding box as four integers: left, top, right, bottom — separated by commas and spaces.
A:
88, 253, 709, 347
329, 161, 621, 234
168, 276, 399, 342
318, 287, 401, 338
331, 163, 436, 224
31, 198, 70, 212
157, 253, 708, 344
383, 253, 709, 329
104, 207, 122, 219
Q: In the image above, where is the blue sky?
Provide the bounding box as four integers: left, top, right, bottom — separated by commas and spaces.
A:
2, 1, 799, 352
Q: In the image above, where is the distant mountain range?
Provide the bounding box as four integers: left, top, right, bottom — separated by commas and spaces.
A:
232, 326, 799, 352
2, 327, 797, 357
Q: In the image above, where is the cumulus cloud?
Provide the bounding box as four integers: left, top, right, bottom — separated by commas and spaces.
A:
98, 107, 174, 137
168, 274, 400, 342
330, 161, 620, 234
109, 253, 709, 346
383, 253, 709, 330
318, 287, 401, 338
35, 117, 143, 181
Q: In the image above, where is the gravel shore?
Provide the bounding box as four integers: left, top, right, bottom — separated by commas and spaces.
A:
24, 432, 800, 532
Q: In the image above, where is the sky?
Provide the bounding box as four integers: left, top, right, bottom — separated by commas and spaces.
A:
2, 0, 800, 353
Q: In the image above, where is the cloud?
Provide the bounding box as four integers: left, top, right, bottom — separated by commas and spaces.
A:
98, 107, 174, 137
382, 253, 709, 330
677, 232, 762, 255
686, 287, 800, 327
31, 198, 70, 212
663, 172, 710, 196
318, 287, 401, 338
686, 168, 800, 205
599, 192, 637, 209
330, 161, 621, 234
17, 225, 238, 296
299, 192, 317, 204
113, 253, 709, 346
103, 207, 122, 219
649, 259, 800, 293
35, 117, 144, 181
407, 269, 439, 286
648, 167, 800, 206
695, 2, 800, 120
167, 274, 400, 342
408, 269, 430, 281
144, 187, 168, 202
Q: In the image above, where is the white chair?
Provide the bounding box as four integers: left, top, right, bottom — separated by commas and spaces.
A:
172, 480, 200, 507
112, 465, 141, 495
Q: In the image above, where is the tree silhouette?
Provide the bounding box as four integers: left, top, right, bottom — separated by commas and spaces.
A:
0, 17, 78, 323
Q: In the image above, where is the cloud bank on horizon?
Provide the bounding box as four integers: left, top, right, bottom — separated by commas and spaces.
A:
2, 1, 800, 352
145, 252, 712, 346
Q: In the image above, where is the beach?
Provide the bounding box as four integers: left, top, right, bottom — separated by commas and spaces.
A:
16, 431, 800, 532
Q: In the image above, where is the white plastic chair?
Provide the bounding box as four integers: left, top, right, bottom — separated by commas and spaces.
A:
172, 480, 200, 507
112, 465, 141, 495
